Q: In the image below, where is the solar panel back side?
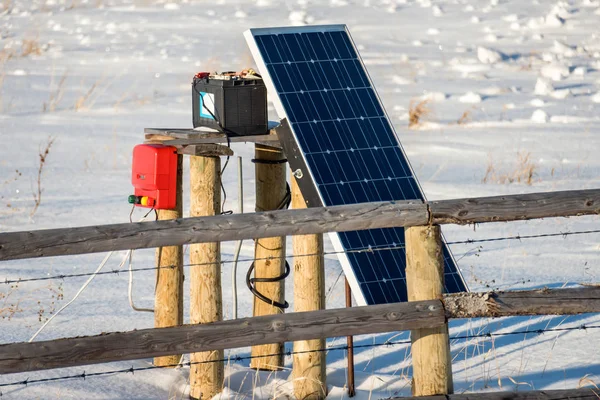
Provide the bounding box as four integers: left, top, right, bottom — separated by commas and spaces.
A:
245, 25, 467, 305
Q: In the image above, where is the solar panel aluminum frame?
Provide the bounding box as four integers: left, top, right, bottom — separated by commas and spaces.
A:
244, 24, 466, 306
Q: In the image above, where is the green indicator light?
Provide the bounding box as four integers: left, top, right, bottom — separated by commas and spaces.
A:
128, 195, 136, 204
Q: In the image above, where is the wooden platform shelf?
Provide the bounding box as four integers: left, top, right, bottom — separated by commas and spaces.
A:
144, 127, 282, 156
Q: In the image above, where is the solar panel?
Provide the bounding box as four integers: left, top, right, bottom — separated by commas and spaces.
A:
244, 25, 467, 305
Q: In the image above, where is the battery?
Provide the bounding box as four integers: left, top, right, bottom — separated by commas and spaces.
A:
192, 75, 268, 136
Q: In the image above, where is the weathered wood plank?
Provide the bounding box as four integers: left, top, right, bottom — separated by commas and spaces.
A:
0, 201, 428, 260
394, 388, 600, 400
145, 134, 281, 149
145, 134, 235, 157
179, 144, 234, 157
430, 189, 600, 224
144, 129, 280, 146
444, 287, 600, 318
0, 300, 445, 374
1, 189, 600, 261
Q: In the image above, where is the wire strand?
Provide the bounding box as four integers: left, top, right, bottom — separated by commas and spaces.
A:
3, 244, 406, 285
6, 226, 600, 286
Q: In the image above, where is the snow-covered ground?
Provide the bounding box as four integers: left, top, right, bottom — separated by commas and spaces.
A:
1, 0, 600, 398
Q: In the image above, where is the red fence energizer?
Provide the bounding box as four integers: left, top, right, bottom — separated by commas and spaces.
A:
129, 144, 178, 209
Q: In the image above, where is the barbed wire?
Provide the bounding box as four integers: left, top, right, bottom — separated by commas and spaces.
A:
2, 244, 406, 285
446, 228, 600, 245
1, 323, 598, 393
3, 228, 600, 286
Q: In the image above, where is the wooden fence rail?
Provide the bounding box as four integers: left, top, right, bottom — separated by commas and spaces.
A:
2, 287, 599, 375
0, 189, 599, 261
0, 299, 444, 374
395, 388, 600, 400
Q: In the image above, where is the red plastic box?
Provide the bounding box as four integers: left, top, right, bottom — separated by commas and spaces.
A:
131, 144, 178, 209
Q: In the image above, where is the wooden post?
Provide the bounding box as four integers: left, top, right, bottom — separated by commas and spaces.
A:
405, 225, 453, 396
154, 154, 183, 367
189, 156, 223, 400
250, 145, 287, 370
291, 176, 327, 400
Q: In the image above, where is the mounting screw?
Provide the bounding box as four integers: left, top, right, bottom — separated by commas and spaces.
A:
293, 169, 303, 179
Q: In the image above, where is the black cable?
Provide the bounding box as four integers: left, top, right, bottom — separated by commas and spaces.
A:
192, 81, 233, 215
277, 182, 292, 210
2, 323, 599, 391
251, 158, 288, 165
245, 180, 291, 310
246, 260, 291, 309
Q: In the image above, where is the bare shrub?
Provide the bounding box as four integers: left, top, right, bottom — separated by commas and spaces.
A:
31, 137, 55, 217
408, 99, 431, 129
483, 151, 537, 185
0, 282, 64, 322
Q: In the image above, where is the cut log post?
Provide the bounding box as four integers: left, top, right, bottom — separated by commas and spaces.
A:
405, 225, 453, 396
250, 144, 287, 371
154, 154, 184, 367
291, 176, 327, 400
189, 156, 223, 400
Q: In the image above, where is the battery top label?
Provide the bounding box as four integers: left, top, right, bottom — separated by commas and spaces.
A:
199, 92, 216, 120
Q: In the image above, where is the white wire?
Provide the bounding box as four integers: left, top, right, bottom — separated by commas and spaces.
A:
28, 215, 153, 343
29, 251, 116, 342
232, 156, 243, 320
128, 250, 153, 313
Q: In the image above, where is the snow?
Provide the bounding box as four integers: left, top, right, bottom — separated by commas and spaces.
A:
540, 64, 570, 81
458, 91, 482, 104
534, 77, 554, 96
1, 0, 600, 398
477, 46, 504, 64
531, 109, 549, 123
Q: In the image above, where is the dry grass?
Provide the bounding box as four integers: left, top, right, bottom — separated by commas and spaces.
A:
483, 151, 537, 185
457, 110, 472, 125
0, 37, 44, 61
1, 0, 11, 13
30, 137, 56, 217
408, 99, 431, 129
457, 106, 477, 125
0, 68, 5, 112
21, 38, 43, 57
0, 47, 15, 64
43, 70, 67, 112
74, 80, 99, 111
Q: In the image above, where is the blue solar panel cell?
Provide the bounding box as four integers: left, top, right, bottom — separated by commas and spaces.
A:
245, 25, 467, 305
